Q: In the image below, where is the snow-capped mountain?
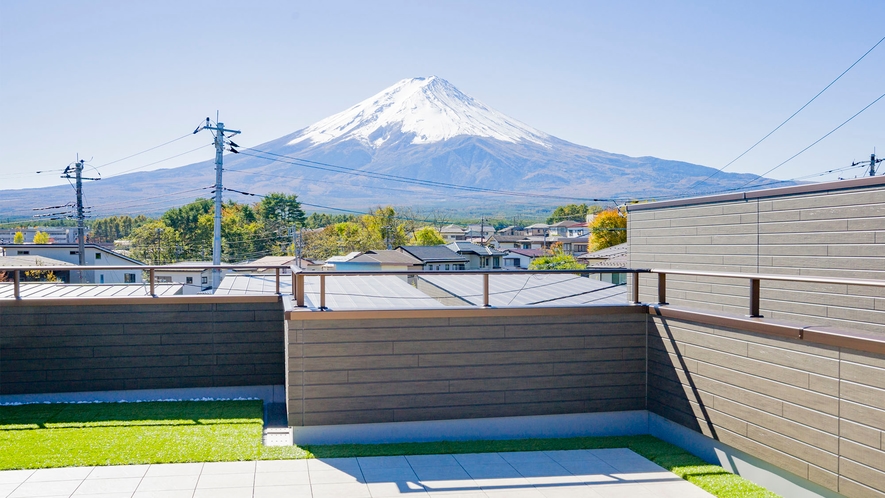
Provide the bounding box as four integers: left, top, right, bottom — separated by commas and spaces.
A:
287, 76, 551, 148
0, 77, 779, 217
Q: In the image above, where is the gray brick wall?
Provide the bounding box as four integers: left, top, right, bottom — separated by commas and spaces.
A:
285, 309, 647, 427
0, 300, 285, 395
649, 314, 885, 497
629, 180, 885, 336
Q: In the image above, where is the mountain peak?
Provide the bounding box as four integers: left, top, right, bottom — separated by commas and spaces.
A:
287, 76, 551, 149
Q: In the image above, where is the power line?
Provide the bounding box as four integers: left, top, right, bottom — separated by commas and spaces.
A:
104, 144, 213, 179
738, 92, 885, 189
684, 34, 885, 192
94, 133, 194, 171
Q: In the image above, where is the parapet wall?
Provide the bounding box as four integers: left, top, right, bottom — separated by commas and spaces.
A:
0, 298, 285, 395
648, 307, 885, 497
628, 177, 885, 336
284, 307, 647, 426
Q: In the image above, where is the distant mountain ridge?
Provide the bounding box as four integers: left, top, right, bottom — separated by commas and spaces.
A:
0, 76, 777, 218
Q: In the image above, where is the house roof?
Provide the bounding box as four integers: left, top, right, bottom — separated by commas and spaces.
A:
446, 241, 507, 256
489, 234, 526, 243
0, 243, 145, 265
578, 242, 628, 260
418, 273, 626, 307
0, 255, 74, 267
589, 254, 629, 268
351, 250, 422, 265
398, 246, 469, 263
505, 248, 546, 258
325, 252, 362, 263
525, 223, 550, 229
550, 220, 583, 227
216, 274, 443, 310
0, 282, 182, 299
439, 224, 465, 233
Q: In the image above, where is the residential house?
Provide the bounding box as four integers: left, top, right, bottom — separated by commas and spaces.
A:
524, 223, 549, 236
502, 248, 545, 269
446, 241, 506, 269
578, 242, 628, 284
0, 255, 74, 283
547, 220, 583, 237
556, 235, 590, 256
152, 261, 214, 294
0, 243, 144, 284
495, 226, 525, 236
487, 234, 525, 250
0, 227, 77, 244
397, 245, 469, 271
326, 250, 423, 272
439, 224, 467, 242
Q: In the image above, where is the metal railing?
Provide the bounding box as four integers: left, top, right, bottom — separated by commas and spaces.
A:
644, 269, 885, 317
0, 264, 292, 300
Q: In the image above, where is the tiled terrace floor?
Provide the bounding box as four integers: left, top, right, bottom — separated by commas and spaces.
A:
0, 449, 713, 498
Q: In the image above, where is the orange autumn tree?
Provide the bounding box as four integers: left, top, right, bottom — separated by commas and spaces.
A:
589, 209, 626, 251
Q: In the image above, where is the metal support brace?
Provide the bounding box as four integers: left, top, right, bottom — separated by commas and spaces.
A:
275, 268, 280, 295
631, 272, 640, 304
657, 273, 668, 305
295, 273, 305, 307
749, 278, 762, 317
483, 273, 490, 307
13, 270, 20, 299
319, 274, 326, 310
149, 269, 156, 296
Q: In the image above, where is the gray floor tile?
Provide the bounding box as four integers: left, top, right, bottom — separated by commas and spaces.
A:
254, 470, 311, 486
195, 472, 254, 488
509, 462, 570, 478
312, 482, 372, 498
537, 485, 604, 498
8, 479, 81, 497
405, 455, 461, 468
253, 484, 313, 497
136, 475, 199, 491
464, 464, 522, 479
193, 487, 253, 498
200, 461, 256, 475
367, 480, 430, 497
498, 452, 557, 465
473, 476, 533, 490
256, 459, 309, 473
87, 465, 149, 479
71, 476, 141, 494
484, 486, 547, 497
417, 478, 480, 495
556, 460, 617, 476
413, 467, 472, 481
543, 451, 592, 463
359, 456, 412, 470
144, 463, 203, 477
309, 469, 364, 484
586, 482, 658, 497
0, 483, 22, 497
131, 491, 194, 498
0, 470, 36, 484
453, 453, 508, 467
26, 467, 94, 482
309, 458, 362, 473
362, 468, 420, 483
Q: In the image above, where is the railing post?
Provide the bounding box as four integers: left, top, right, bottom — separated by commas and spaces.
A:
275, 268, 280, 295
291, 270, 296, 298
657, 272, 668, 305
749, 278, 762, 317
631, 271, 640, 304
482, 273, 490, 307
319, 274, 326, 310
13, 270, 20, 299
295, 273, 305, 307
149, 268, 155, 296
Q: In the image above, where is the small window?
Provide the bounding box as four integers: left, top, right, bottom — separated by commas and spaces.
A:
155, 276, 172, 283
99, 274, 104, 284
201, 276, 208, 285
124, 273, 136, 283
17, 250, 29, 255
445, 264, 450, 270
70, 251, 78, 255
186, 277, 193, 284
95, 253, 101, 259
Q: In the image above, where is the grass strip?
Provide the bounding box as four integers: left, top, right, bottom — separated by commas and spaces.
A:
1, 400, 778, 497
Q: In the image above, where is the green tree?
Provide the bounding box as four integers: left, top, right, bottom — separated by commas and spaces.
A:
129, 221, 181, 264
529, 243, 585, 270
13, 231, 24, 244
161, 198, 214, 260
32, 231, 50, 244
589, 209, 627, 251
546, 203, 602, 224
410, 226, 445, 246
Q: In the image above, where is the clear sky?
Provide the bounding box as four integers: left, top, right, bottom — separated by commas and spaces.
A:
1, 0, 883, 193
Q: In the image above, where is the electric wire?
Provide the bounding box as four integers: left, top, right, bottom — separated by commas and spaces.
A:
738, 92, 885, 189
94, 133, 194, 171
684, 34, 885, 192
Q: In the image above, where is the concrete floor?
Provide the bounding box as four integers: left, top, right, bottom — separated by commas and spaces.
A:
0, 449, 713, 498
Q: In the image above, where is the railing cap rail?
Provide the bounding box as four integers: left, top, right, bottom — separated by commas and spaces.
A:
650, 268, 885, 288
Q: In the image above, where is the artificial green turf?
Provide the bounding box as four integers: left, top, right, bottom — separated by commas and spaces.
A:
1, 400, 778, 497
0, 400, 308, 469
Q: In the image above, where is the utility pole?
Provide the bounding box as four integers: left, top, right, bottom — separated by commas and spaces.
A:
194, 116, 240, 291
869, 153, 881, 176
61, 158, 99, 283
480, 216, 485, 246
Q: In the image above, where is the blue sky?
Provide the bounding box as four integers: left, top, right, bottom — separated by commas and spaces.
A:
1, 0, 883, 192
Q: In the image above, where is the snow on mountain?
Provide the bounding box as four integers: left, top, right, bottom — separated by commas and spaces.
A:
287, 76, 551, 148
